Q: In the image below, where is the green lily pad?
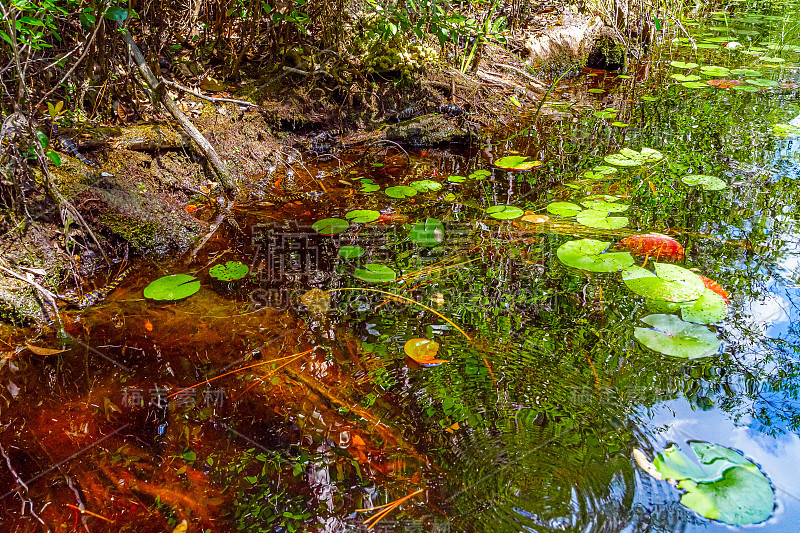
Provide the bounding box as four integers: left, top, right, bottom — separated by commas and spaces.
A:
494, 155, 541, 171
360, 183, 381, 192
595, 110, 618, 119
604, 147, 664, 167
409, 180, 443, 192
487, 205, 524, 220
622, 264, 706, 302
345, 209, 381, 223
353, 264, 397, 283
681, 289, 728, 324
469, 169, 491, 180
611, 122, 629, 128
671, 74, 702, 82
682, 174, 726, 191
409, 218, 445, 246
209, 261, 248, 281
670, 61, 699, 69
746, 78, 779, 87
700, 66, 731, 76
683, 81, 711, 89
312, 218, 350, 235
655, 442, 750, 483
760, 56, 785, 63
576, 210, 629, 229
634, 314, 720, 358
730, 68, 761, 76
645, 298, 685, 313
557, 239, 634, 272
588, 88, 606, 94
385, 186, 418, 199
697, 43, 720, 50
583, 165, 618, 180
653, 442, 774, 525
143, 274, 201, 301
447, 175, 467, 183
581, 200, 629, 213
338, 245, 365, 258
547, 202, 582, 216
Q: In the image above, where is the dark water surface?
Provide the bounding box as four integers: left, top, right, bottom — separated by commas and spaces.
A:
4, 3, 800, 532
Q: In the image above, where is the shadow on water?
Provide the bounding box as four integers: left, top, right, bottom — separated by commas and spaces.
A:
6, 3, 800, 532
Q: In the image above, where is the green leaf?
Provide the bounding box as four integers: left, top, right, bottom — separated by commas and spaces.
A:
604, 147, 663, 166
634, 314, 720, 358
409, 180, 442, 192
209, 261, 248, 281
180, 450, 197, 461
338, 245, 365, 258
557, 239, 634, 272
360, 183, 381, 192
409, 218, 445, 246
670, 73, 702, 82
682, 174, 726, 191
312, 218, 349, 235
655, 443, 745, 483
622, 264, 706, 301
730, 68, 761, 76
469, 169, 491, 180
486, 205, 523, 220
746, 78, 779, 87
447, 175, 467, 183
353, 264, 397, 283
384, 185, 418, 198
46, 150, 61, 166
681, 289, 728, 323
683, 81, 711, 89
700, 65, 731, 76
652, 442, 775, 525
345, 209, 381, 223
547, 202, 582, 216
760, 56, 785, 63
576, 210, 628, 229
670, 61, 699, 69
494, 155, 541, 171
36, 130, 49, 149
581, 200, 629, 213
143, 274, 201, 301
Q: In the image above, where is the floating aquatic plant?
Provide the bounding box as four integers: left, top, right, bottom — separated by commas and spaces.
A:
618, 234, 685, 261
623, 264, 705, 302
384, 185, 418, 199
312, 218, 350, 235
634, 314, 720, 358
409, 218, 445, 246
639, 442, 775, 525
404, 338, 448, 366
144, 274, 201, 301
486, 205, 524, 220
682, 174, 726, 191
345, 209, 381, 223
604, 147, 663, 167
338, 245, 365, 258
353, 264, 398, 283
209, 261, 248, 281
557, 239, 634, 272
494, 155, 542, 170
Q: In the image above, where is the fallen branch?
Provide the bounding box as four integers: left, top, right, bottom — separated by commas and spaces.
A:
118, 26, 235, 192
161, 79, 257, 107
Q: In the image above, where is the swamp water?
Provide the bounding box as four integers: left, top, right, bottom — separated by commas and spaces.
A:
4, 4, 800, 532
